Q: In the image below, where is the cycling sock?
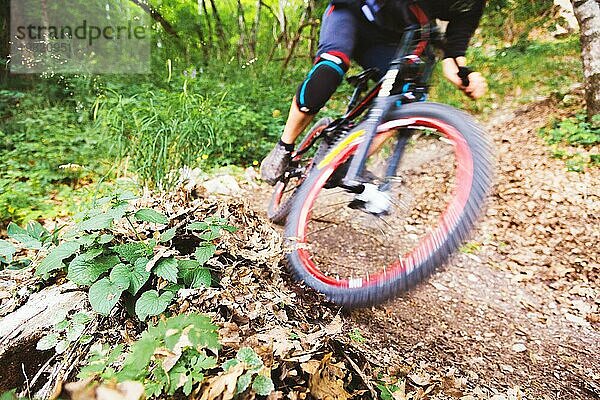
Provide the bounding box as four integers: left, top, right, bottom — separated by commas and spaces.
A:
295, 51, 350, 115
278, 139, 294, 151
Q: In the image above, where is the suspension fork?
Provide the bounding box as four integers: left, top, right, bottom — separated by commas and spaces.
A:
379, 129, 411, 192
342, 26, 419, 191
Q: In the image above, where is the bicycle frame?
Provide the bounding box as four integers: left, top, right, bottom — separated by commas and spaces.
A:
290, 21, 440, 193
342, 22, 438, 190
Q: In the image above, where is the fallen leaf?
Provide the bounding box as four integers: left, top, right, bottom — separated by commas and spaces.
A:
307, 353, 351, 400
511, 343, 527, 353
408, 371, 431, 386
200, 362, 245, 400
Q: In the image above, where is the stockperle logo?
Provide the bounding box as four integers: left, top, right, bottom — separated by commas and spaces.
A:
10, 0, 151, 74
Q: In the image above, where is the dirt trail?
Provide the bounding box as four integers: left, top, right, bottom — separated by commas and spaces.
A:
237, 97, 599, 399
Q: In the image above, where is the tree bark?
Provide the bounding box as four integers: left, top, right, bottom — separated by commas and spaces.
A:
209, 0, 229, 51
196, 0, 210, 64
570, 0, 600, 121
249, 0, 262, 58
0, 284, 87, 392
1, 0, 10, 81
236, 0, 249, 60
200, 0, 214, 52
129, 0, 180, 39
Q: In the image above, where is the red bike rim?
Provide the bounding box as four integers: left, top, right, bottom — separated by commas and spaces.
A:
293, 117, 474, 288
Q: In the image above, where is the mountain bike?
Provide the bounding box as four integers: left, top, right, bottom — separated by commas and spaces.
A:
269, 21, 493, 307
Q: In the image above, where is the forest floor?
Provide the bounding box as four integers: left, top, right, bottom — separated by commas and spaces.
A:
231, 95, 600, 399
1, 95, 598, 400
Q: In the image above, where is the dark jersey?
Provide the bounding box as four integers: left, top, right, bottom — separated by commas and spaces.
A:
330, 0, 485, 58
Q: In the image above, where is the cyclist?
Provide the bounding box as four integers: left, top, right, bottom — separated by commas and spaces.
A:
260, 0, 488, 185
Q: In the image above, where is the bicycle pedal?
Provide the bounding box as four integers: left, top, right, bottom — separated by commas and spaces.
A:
349, 184, 391, 216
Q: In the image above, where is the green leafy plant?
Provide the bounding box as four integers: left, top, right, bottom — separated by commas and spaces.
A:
376, 380, 405, 400
221, 347, 275, 396
0, 220, 61, 270
36, 311, 94, 354
460, 241, 482, 254
542, 113, 600, 146
6, 193, 235, 321
0, 389, 18, 400
78, 313, 272, 398
348, 328, 366, 344
539, 113, 600, 172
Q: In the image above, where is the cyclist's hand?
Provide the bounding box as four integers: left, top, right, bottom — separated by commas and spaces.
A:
463, 72, 487, 99
442, 58, 487, 100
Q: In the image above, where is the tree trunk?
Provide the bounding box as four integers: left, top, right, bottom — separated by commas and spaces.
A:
201, 0, 214, 52
196, 0, 210, 64
129, 0, 180, 39
1, 0, 10, 82
209, 0, 229, 52
236, 0, 249, 61
570, 0, 600, 121
249, 0, 262, 58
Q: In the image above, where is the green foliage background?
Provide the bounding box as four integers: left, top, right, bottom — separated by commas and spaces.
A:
0, 0, 585, 226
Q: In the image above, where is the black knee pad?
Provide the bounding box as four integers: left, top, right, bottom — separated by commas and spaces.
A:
296, 52, 350, 114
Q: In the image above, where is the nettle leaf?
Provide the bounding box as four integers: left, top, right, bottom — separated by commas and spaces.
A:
134, 209, 168, 225
0, 240, 16, 264
236, 372, 253, 394
26, 221, 49, 241
66, 322, 86, 342
198, 229, 222, 241
178, 260, 211, 288
79, 212, 114, 231
112, 242, 150, 264
236, 347, 263, 369
129, 258, 151, 295
154, 257, 178, 283
195, 243, 216, 265
37, 333, 59, 351
89, 277, 125, 315
80, 335, 93, 345
36, 242, 81, 278
98, 234, 114, 244
191, 268, 211, 289
221, 225, 237, 233
109, 263, 132, 291
135, 290, 174, 320
187, 222, 209, 231
55, 319, 69, 331
159, 227, 177, 243
55, 340, 70, 354
252, 375, 274, 396
71, 312, 92, 325
67, 254, 119, 286
7, 222, 42, 249
222, 359, 239, 371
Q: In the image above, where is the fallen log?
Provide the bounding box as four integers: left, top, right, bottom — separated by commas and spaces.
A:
0, 283, 87, 392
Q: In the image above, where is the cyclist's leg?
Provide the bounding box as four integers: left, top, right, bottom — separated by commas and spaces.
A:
262, 4, 357, 184
280, 4, 356, 145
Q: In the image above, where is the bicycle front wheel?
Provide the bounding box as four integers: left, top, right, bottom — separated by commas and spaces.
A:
284, 103, 493, 307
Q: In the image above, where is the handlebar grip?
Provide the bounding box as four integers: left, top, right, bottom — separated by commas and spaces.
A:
457, 66, 473, 87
